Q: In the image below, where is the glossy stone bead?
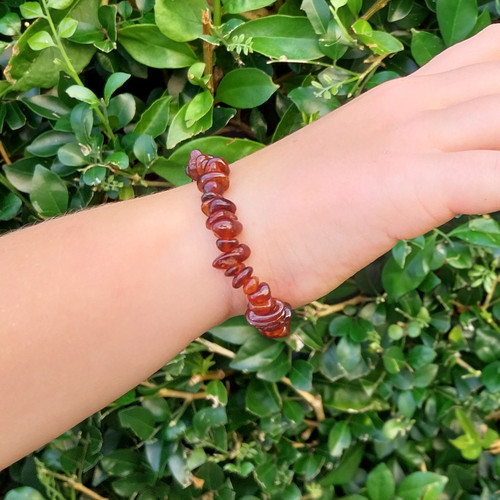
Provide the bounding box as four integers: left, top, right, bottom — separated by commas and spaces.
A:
212, 244, 251, 269
202, 180, 225, 195
247, 282, 271, 305
212, 219, 243, 239
263, 324, 290, 339
216, 238, 239, 252
243, 277, 260, 295
186, 149, 204, 181
232, 266, 253, 289
201, 194, 221, 215
197, 172, 229, 193
206, 210, 238, 230
209, 197, 237, 215
224, 263, 245, 277
206, 157, 230, 175
247, 297, 274, 315
245, 299, 292, 338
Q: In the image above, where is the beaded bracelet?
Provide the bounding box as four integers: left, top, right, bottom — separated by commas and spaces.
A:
186, 150, 292, 339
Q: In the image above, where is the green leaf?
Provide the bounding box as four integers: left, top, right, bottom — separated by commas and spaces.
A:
101, 449, 141, 476
216, 68, 278, 109
28, 31, 56, 51
357, 30, 404, 55
245, 379, 281, 417
407, 345, 436, 370
223, 0, 275, 14
481, 361, 500, 393
70, 102, 93, 143
66, 85, 100, 106
4, 487, 45, 500
230, 15, 323, 61
193, 406, 227, 437
436, 0, 478, 46
58, 17, 78, 38
57, 142, 88, 166
118, 24, 197, 68
30, 165, 69, 217
289, 360, 313, 391
206, 380, 228, 406
47, 0, 74, 8
0, 193, 22, 221
320, 444, 364, 486
257, 350, 290, 381
383, 346, 405, 374
366, 463, 395, 500
0, 12, 21, 36
26, 130, 75, 157
133, 134, 157, 165
230, 334, 284, 371
134, 95, 172, 137
104, 72, 131, 104
328, 421, 351, 458
196, 462, 225, 490
166, 101, 212, 149
288, 86, 339, 118
410, 30, 445, 66
300, 0, 330, 34
20, 2, 45, 19
82, 165, 107, 185
449, 217, 500, 247
154, 0, 205, 42
6, 0, 98, 91
118, 406, 155, 440
22, 95, 71, 120
337, 336, 361, 372
396, 471, 448, 500
152, 136, 263, 186
388, 0, 413, 22
185, 91, 213, 127
106, 151, 129, 170
3, 158, 40, 193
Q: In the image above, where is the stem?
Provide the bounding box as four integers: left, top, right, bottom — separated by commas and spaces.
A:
213, 0, 222, 26
0, 84, 13, 100
361, 0, 393, 21
330, 6, 355, 44
202, 9, 214, 94
40, 0, 116, 143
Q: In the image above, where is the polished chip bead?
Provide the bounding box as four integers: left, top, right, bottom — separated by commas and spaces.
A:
247, 282, 271, 305
232, 266, 253, 289
197, 172, 229, 193
209, 197, 237, 215
212, 219, 243, 239
216, 239, 239, 252
243, 277, 259, 295
224, 263, 245, 277
212, 244, 251, 269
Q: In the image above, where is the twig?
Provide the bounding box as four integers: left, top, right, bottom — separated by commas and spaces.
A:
202, 9, 214, 94
306, 296, 368, 318
281, 377, 325, 421
482, 275, 500, 311
361, 0, 392, 21
156, 387, 207, 401
189, 369, 228, 386
196, 336, 236, 358
0, 140, 12, 164
39, 467, 108, 500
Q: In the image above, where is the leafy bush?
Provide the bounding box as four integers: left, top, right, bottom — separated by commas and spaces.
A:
1, 0, 500, 498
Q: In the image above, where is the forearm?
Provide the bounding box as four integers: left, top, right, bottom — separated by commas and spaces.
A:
0, 184, 233, 469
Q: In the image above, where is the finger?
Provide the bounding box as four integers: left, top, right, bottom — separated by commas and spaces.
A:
437, 150, 500, 215
409, 61, 500, 109
414, 24, 500, 76
421, 94, 500, 152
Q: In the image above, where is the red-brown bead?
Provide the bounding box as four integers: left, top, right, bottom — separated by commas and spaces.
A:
197, 172, 229, 193
232, 266, 253, 289
206, 210, 238, 230
243, 277, 260, 295
216, 239, 239, 252
225, 263, 245, 277
212, 244, 250, 269
209, 197, 237, 215
247, 282, 271, 305
212, 219, 243, 239
205, 157, 230, 175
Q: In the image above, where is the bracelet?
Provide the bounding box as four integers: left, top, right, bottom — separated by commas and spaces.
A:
186, 149, 292, 339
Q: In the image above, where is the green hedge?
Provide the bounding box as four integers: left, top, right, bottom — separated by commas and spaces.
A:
1, 0, 500, 498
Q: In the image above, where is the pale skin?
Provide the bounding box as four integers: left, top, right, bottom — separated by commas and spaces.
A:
2, 25, 500, 470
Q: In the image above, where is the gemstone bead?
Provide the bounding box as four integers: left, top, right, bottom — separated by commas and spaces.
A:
232, 266, 253, 289
212, 244, 251, 269
243, 277, 259, 295
247, 282, 271, 305
206, 210, 238, 230
216, 239, 239, 252
197, 172, 229, 192
212, 219, 243, 239
206, 157, 230, 175
224, 263, 245, 277
209, 197, 237, 215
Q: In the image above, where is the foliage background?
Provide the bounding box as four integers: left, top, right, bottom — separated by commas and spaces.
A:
1, 0, 500, 498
